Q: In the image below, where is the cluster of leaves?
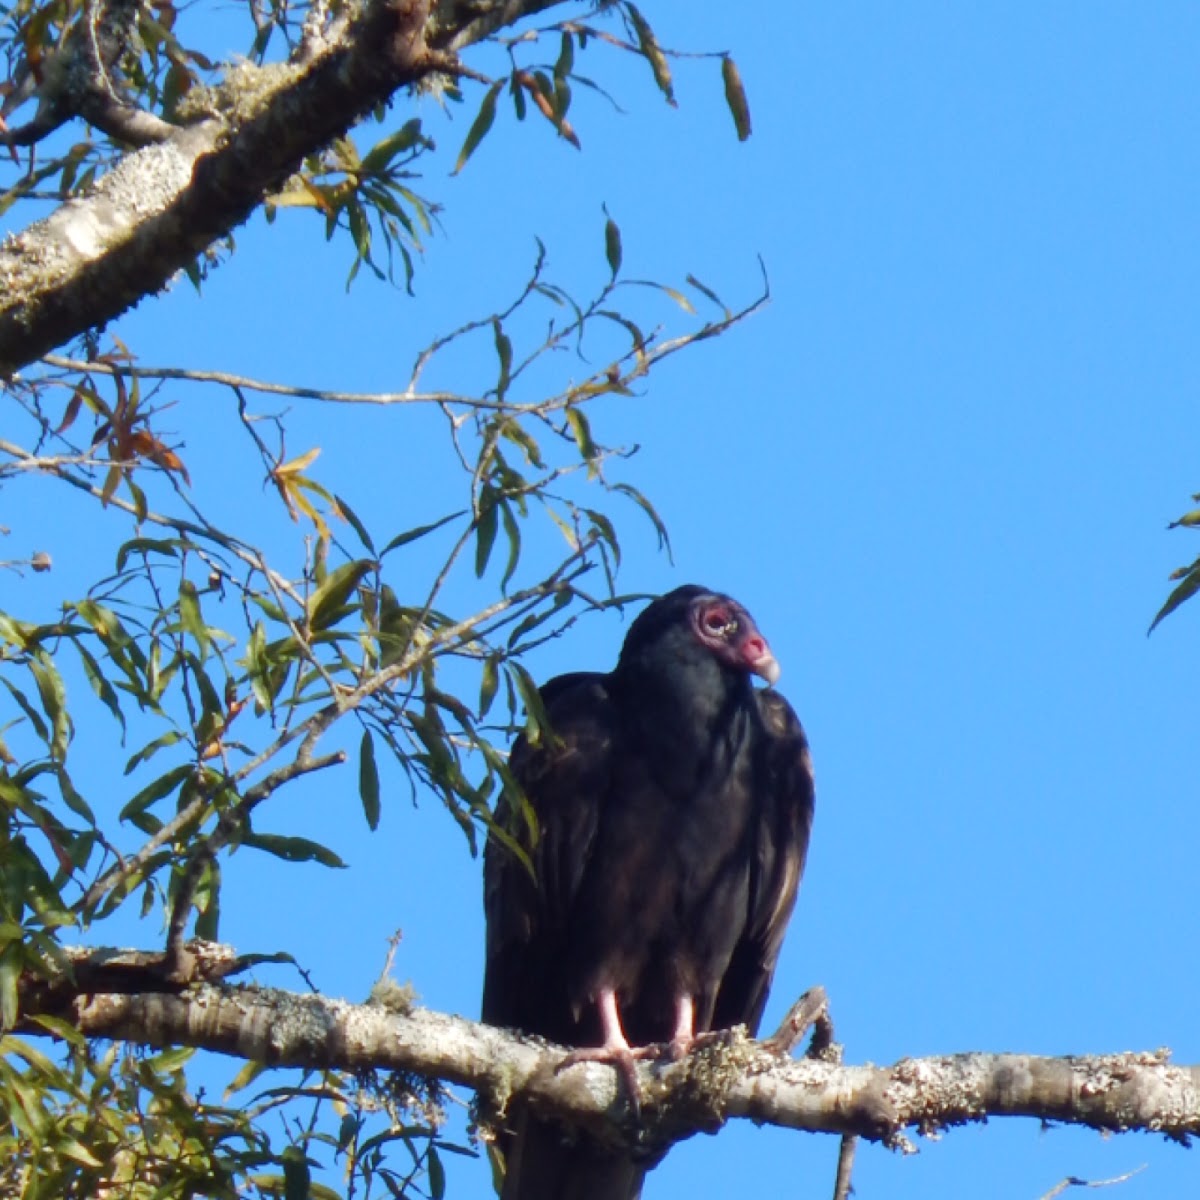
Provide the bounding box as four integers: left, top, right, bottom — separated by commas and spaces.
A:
1151, 494, 1200, 632
0, 1025, 465, 1199
0, 0, 766, 1193
0, 1034, 272, 1199
0, 212, 759, 1191
455, 5, 752, 174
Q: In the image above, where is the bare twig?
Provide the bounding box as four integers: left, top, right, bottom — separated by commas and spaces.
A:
833, 1134, 857, 1200
764, 985, 836, 1059
1037, 1166, 1147, 1200
39, 355, 510, 409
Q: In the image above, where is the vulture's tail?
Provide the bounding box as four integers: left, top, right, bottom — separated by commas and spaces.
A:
498, 1107, 646, 1200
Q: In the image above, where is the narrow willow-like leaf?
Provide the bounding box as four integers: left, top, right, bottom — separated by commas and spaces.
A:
565, 407, 597, 461
28, 654, 70, 761
1148, 559, 1200, 634
0, 946, 21, 1028
686, 272, 729, 315
507, 662, 552, 747
428, 1144, 446, 1200
475, 497, 499, 579
306, 559, 372, 632
626, 3, 675, 104
493, 319, 513, 400
614, 481, 672, 554
124, 729, 185, 775
114, 536, 183, 573
335, 494, 376, 554
380, 511, 465, 555
361, 118, 424, 172
454, 81, 502, 174
479, 655, 500, 718
722, 56, 752, 141
604, 210, 622, 279
359, 729, 381, 831
554, 30, 575, 81
120, 763, 193, 822
242, 832, 347, 869
498, 500, 521, 592
178, 580, 210, 659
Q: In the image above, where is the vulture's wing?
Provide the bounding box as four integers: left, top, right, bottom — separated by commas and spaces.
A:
483, 672, 648, 1200
482, 671, 617, 1043
711, 688, 815, 1035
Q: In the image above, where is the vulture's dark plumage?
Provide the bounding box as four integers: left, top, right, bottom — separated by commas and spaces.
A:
482, 585, 814, 1200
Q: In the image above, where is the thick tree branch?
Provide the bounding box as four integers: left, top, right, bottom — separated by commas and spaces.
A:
0, 0, 568, 376
22, 955, 1200, 1158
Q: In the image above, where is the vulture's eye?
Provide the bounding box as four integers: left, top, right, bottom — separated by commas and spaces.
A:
702, 607, 738, 637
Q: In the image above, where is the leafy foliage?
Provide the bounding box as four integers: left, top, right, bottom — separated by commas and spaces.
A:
0, 0, 766, 1192
1, 220, 760, 1196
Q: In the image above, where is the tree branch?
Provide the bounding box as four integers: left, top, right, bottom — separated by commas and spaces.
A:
22, 956, 1200, 1159
0, 0, 569, 376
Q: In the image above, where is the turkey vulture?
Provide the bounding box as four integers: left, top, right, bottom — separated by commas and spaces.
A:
482, 585, 814, 1200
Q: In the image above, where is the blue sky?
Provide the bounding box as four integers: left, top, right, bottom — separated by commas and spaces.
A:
9, 3, 1200, 1197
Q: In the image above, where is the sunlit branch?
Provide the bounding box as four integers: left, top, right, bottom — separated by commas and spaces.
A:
38, 355, 510, 410
27, 971, 1200, 1151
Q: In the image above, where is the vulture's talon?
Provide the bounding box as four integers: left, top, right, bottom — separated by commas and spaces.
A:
557, 1044, 648, 1116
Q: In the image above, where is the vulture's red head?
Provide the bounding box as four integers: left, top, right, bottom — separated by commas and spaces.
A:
619, 585, 781, 687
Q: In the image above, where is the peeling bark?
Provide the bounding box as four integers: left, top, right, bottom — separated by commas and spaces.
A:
26, 965, 1200, 1158
0, 0, 565, 376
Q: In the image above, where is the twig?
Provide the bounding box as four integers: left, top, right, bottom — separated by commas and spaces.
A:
764, 985, 835, 1058
81, 750, 346, 913
1037, 1166, 1147, 1200
832, 1135, 857, 1200
39, 354, 515, 410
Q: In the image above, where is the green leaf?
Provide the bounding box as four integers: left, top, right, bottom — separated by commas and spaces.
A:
25, 1013, 84, 1046
0, 945, 21, 1028
146, 1045, 195, 1073
359, 730, 381, 831
614, 482, 672, 555
454, 80, 503, 174
554, 30, 575, 81
242, 833, 347, 868
626, 3, 675, 104
282, 1145, 311, 1200
28, 654, 70, 761
1149, 558, 1200, 634
381, 511, 465, 555
55, 768, 94, 823
361, 118, 424, 172
474, 495, 499, 578
335, 495, 376, 554
507, 662, 552, 747
194, 856, 221, 940
603, 209, 622, 279
584, 508, 621, 566
479, 655, 500, 718
74, 642, 126, 732
225, 1059, 269, 1097
493, 319, 513, 400
306, 559, 373, 632
428, 1143, 446, 1200
721, 56, 752, 141
686, 272, 729, 315
120, 763, 193, 823
498, 500, 521, 592
565, 407, 597, 461
114, 536, 183, 573
124, 729, 184, 774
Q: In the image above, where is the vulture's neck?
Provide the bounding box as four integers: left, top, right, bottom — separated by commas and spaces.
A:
614, 632, 755, 787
